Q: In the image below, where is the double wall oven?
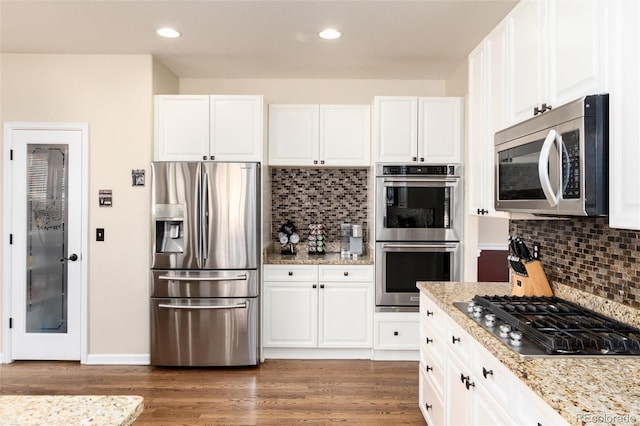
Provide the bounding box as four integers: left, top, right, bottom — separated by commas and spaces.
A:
375, 164, 462, 311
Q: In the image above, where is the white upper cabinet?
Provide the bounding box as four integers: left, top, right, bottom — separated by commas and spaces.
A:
467, 23, 511, 218
154, 95, 210, 161
608, 0, 640, 230
375, 96, 462, 164
268, 104, 371, 167
320, 105, 371, 166
507, 0, 608, 124
154, 95, 263, 162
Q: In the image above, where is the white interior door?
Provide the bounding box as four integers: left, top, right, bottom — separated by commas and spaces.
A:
4, 123, 86, 361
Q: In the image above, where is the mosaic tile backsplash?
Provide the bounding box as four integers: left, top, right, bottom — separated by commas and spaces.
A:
511, 217, 640, 309
270, 168, 369, 246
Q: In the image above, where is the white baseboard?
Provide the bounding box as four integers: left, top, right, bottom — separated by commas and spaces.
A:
371, 349, 419, 361
85, 354, 150, 365
263, 348, 373, 360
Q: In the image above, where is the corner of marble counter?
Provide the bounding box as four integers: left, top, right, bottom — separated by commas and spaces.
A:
416, 281, 640, 426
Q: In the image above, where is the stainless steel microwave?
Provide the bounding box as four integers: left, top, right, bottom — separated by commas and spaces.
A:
494, 94, 608, 216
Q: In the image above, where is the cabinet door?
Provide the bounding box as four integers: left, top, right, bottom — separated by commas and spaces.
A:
268, 104, 319, 166
374, 96, 418, 162
418, 98, 462, 164
154, 95, 210, 161
473, 390, 515, 425
445, 353, 472, 425
608, 0, 640, 230
552, 0, 607, 106
210, 95, 262, 161
319, 105, 371, 166
318, 282, 373, 348
508, 0, 548, 124
262, 282, 317, 347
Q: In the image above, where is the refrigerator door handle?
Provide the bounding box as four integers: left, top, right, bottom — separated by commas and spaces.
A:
158, 274, 248, 282
195, 165, 203, 266
158, 303, 247, 310
202, 171, 210, 261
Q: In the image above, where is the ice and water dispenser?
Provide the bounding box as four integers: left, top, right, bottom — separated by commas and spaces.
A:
155, 204, 185, 253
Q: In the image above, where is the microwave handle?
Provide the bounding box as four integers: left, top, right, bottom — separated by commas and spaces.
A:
538, 129, 560, 207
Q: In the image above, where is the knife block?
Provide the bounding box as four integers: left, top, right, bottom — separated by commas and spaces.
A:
510, 260, 553, 297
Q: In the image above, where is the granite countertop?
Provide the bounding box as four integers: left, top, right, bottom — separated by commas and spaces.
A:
417, 281, 640, 426
263, 243, 374, 265
0, 395, 143, 426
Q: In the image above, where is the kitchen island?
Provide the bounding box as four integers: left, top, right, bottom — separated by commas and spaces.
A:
418, 281, 640, 425
0, 395, 143, 426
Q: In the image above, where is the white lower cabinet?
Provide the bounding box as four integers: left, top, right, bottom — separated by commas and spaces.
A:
263, 265, 373, 356
372, 312, 420, 361
419, 293, 569, 425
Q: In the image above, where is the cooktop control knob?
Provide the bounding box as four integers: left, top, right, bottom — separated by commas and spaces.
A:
509, 331, 524, 346
467, 301, 476, 313
472, 305, 484, 318
484, 313, 497, 328
499, 324, 512, 338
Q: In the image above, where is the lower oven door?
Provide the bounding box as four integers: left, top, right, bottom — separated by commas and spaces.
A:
150, 297, 258, 367
375, 242, 461, 309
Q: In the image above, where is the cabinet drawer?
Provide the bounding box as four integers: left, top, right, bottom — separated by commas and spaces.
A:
447, 319, 473, 364
318, 265, 374, 282
263, 265, 318, 282
375, 314, 419, 350
419, 364, 445, 426
420, 317, 445, 371
419, 347, 445, 399
420, 293, 447, 338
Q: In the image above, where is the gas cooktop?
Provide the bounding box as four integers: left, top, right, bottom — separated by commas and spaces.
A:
454, 295, 640, 358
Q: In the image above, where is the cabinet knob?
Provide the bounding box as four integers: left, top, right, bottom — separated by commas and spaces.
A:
419, 157, 424, 162
202, 155, 207, 160
482, 367, 494, 378
426, 310, 434, 317
426, 365, 433, 372
343, 271, 349, 276
465, 379, 475, 390
313, 160, 318, 164
425, 337, 433, 344
320, 284, 325, 289
477, 208, 489, 215
425, 403, 432, 411
210, 155, 215, 160
320, 160, 325, 165
288, 271, 293, 276
393, 331, 399, 336
412, 156, 417, 162
452, 335, 461, 344
312, 284, 317, 289
460, 373, 469, 384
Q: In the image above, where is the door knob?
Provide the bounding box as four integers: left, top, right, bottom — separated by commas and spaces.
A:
60, 253, 79, 262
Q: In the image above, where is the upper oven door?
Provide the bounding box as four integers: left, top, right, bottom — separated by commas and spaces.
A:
376, 176, 461, 241
495, 117, 585, 215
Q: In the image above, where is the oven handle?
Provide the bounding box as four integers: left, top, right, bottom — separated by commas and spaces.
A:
381, 243, 458, 250
381, 178, 458, 185
158, 302, 247, 310
158, 274, 248, 281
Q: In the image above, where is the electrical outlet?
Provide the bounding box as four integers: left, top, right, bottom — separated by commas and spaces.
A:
96, 228, 105, 241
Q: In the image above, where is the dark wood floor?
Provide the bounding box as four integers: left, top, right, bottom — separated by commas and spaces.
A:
0, 359, 424, 425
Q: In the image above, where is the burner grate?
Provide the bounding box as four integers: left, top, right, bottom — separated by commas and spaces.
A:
472, 295, 640, 355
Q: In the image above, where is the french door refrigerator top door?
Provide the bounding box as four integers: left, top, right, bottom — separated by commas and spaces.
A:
151, 162, 259, 270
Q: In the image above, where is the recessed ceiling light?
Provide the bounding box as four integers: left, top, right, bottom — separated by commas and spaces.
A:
319, 29, 342, 40
156, 27, 181, 38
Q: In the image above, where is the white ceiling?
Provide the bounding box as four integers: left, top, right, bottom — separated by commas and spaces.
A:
0, 0, 518, 80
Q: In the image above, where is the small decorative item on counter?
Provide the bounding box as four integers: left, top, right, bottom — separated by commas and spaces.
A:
278, 220, 299, 255
308, 223, 325, 255
350, 224, 363, 255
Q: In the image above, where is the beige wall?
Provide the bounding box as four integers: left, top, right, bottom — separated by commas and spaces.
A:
1, 54, 155, 357
180, 78, 446, 103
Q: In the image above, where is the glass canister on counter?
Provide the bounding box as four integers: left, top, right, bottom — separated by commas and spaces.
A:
350, 224, 363, 255
308, 223, 325, 255
340, 223, 351, 256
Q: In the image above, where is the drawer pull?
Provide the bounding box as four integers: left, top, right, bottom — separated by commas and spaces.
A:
343, 271, 349, 276
320, 284, 325, 289
452, 335, 461, 344
393, 331, 399, 336
482, 367, 494, 378
313, 284, 317, 289
425, 337, 433, 344
288, 271, 293, 276
426, 310, 434, 317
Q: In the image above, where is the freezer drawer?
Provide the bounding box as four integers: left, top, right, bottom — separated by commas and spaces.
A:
150, 297, 258, 366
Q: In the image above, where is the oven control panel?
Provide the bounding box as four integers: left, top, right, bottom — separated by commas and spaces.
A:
380, 164, 458, 176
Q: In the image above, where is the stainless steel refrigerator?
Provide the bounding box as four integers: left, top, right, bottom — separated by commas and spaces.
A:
150, 162, 260, 366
